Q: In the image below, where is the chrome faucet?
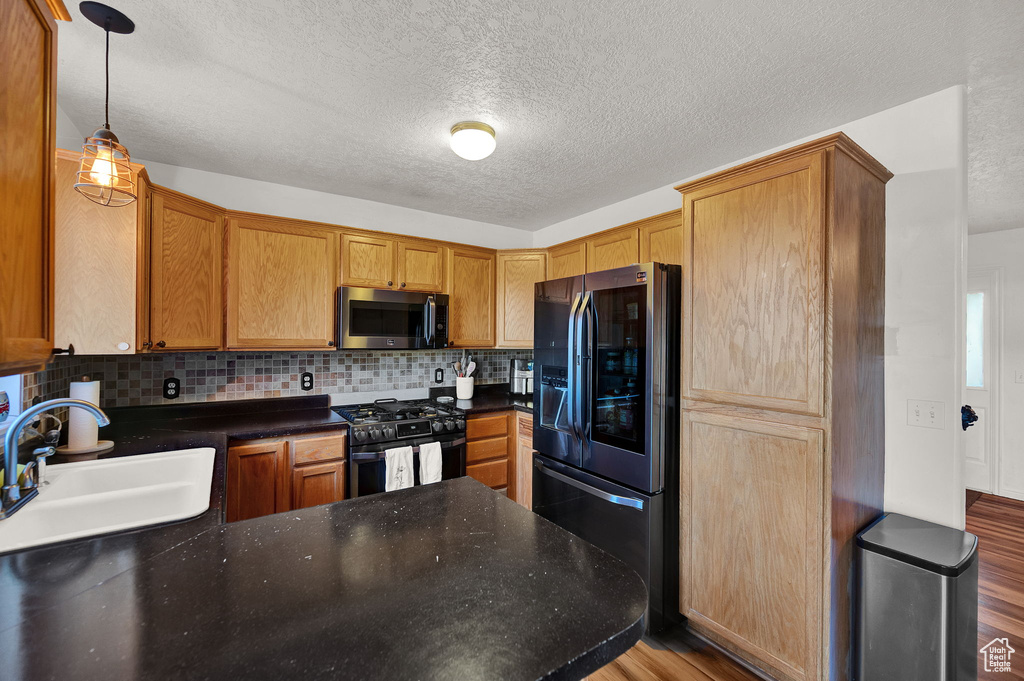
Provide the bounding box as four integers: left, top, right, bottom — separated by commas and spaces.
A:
1, 399, 110, 519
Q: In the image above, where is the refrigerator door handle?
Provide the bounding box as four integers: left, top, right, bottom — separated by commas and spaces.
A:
566, 292, 584, 443
534, 457, 644, 510
576, 291, 594, 442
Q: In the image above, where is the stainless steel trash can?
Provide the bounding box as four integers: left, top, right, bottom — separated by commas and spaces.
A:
856, 513, 979, 681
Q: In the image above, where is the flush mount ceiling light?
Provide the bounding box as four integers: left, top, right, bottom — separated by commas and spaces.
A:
449, 122, 496, 161
74, 1, 137, 207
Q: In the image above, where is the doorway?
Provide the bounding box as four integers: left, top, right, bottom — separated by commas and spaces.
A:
963, 267, 1001, 495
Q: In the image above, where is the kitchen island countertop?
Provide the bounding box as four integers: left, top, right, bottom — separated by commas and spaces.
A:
0, 477, 646, 681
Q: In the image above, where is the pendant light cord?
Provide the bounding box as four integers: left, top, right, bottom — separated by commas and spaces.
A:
104, 26, 110, 130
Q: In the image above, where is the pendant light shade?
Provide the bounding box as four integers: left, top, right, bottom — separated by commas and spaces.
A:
75, 2, 137, 207
75, 127, 136, 206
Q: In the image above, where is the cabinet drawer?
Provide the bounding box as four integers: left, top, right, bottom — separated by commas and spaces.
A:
467, 436, 507, 464
467, 413, 509, 440
291, 433, 347, 465
467, 459, 508, 489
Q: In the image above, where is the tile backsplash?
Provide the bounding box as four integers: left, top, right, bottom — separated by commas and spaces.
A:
22, 349, 532, 410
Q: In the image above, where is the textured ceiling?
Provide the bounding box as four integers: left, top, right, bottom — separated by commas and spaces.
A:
56, 0, 965, 230
967, 0, 1024, 234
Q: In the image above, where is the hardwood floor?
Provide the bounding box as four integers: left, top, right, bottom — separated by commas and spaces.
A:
589, 626, 763, 681
967, 493, 1024, 680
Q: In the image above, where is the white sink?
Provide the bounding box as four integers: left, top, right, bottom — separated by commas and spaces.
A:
0, 447, 215, 554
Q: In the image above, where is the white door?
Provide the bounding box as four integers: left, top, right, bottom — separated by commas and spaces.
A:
963, 268, 1000, 493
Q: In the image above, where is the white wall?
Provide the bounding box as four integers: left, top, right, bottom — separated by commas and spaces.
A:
969, 228, 1024, 500
535, 86, 969, 529
56, 106, 529, 251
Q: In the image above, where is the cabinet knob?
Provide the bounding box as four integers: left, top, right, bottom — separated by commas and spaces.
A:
400, 282, 406, 288
327, 341, 335, 347
156, 340, 167, 348
142, 341, 153, 349
51, 344, 75, 356
387, 280, 393, 287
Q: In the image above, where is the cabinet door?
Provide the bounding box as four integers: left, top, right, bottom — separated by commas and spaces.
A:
514, 412, 534, 509
291, 461, 346, 509
448, 248, 495, 348
150, 189, 224, 350
639, 212, 683, 266
681, 411, 823, 681
227, 441, 288, 522
0, 0, 58, 374
496, 252, 546, 348
683, 153, 825, 416
341, 233, 395, 289
227, 217, 337, 349
396, 239, 445, 293
54, 152, 138, 354
547, 241, 586, 280
586, 228, 639, 273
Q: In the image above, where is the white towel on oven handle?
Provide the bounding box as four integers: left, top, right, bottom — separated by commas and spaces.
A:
384, 446, 415, 492
419, 442, 443, 484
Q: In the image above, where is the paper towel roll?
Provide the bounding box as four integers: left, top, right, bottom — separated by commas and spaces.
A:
68, 379, 100, 450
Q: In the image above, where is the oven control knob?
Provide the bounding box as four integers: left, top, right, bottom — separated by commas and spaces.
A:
444, 419, 456, 432
369, 427, 382, 441
353, 428, 368, 442
382, 425, 396, 439
454, 418, 465, 430
431, 420, 445, 433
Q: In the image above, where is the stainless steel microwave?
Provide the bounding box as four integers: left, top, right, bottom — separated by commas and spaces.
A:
338, 287, 449, 349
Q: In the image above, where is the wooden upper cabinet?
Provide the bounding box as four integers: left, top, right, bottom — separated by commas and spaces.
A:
546, 241, 586, 280
586, 227, 639, 273
149, 187, 224, 351
682, 152, 825, 416
226, 216, 337, 349
340, 233, 395, 289
639, 211, 683, 266
447, 247, 496, 348
0, 0, 59, 375
54, 151, 146, 355
496, 251, 546, 348
396, 239, 445, 293
681, 411, 823, 681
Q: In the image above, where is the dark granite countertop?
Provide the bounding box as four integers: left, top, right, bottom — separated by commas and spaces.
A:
1, 478, 646, 681
431, 383, 534, 415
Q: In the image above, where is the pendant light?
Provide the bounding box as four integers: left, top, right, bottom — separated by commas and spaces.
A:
450, 122, 496, 161
74, 2, 137, 207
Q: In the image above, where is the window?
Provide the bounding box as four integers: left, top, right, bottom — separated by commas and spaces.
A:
966, 291, 985, 388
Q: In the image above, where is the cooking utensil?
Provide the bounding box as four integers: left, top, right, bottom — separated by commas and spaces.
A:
454, 360, 462, 377
465, 361, 476, 378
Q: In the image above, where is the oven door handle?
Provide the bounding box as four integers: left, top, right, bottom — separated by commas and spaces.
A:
350, 437, 467, 460
534, 458, 644, 510
425, 295, 436, 347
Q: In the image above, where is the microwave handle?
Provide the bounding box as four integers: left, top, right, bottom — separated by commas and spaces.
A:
425, 295, 436, 346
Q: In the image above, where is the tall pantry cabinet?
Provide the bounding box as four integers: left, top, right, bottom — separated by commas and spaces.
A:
675, 133, 891, 681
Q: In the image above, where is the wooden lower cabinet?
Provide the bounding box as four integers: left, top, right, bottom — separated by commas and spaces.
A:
227, 431, 347, 522
465, 411, 512, 495
512, 411, 534, 509
681, 411, 823, 681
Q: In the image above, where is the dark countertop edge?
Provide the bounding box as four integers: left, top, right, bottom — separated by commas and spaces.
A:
429, 384, 534, 416
546, 616, 645, 681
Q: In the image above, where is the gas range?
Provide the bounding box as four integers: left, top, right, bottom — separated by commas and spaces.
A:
332, 397, 466, 446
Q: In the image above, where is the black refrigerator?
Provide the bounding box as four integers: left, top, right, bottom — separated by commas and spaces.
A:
532, 262, 680, 634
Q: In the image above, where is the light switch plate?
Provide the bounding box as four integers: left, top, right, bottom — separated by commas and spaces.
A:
434, 368, 444, 384
907, 399, 944, 429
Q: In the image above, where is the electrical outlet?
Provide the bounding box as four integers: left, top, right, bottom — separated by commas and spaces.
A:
301, 372, 314, 391
1015, 370, 1024, 384
907, 399, 944, 429
434, 368, 444, 384
163, 377, 181, 400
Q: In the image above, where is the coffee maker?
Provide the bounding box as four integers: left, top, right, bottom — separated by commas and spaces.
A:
509, 358, 533, 396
